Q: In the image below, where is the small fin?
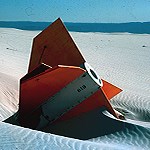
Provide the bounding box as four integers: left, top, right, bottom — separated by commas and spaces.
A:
101, 79, 122, 100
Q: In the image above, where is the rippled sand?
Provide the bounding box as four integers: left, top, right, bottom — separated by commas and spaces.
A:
0, 28, 150, 149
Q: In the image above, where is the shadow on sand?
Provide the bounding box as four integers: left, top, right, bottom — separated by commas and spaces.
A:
43, 107, 125, 140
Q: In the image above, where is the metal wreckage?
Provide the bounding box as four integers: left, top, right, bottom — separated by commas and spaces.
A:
5, 18, 124, 139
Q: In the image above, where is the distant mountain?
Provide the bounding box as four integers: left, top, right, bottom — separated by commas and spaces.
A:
0, 21, 150, 34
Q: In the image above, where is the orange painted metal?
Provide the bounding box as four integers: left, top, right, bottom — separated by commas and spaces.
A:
28, 18, 85, 73
102, 79, 122, 100
19, 65, 85, 117
19, 18, 123, 127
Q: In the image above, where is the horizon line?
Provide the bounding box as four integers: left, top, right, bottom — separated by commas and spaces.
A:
0, 20, 150, 24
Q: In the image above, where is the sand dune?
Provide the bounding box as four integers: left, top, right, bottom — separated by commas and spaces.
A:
1, 121, 139, 150
0, 28, 150, 149
0, 72, 18, 121
90, 124, 150, 150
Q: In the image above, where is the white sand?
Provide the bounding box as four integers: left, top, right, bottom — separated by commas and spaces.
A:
0, 28, 150, 149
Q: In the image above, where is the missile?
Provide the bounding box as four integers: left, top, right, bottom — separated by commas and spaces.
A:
5, 18, 123, 131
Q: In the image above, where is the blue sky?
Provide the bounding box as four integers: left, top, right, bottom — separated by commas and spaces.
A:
0, 0, 150, 23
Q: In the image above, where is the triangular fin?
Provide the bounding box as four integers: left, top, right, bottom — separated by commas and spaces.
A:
28, 18, 85, 73
102, 79, 122, 100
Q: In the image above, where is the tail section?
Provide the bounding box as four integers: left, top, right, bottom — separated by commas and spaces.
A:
16, 18, 123, 129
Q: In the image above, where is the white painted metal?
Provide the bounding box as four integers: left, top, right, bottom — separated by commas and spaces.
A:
84, 62, 103, 87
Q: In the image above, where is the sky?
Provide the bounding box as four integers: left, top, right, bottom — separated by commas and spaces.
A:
0, 0, 150, 23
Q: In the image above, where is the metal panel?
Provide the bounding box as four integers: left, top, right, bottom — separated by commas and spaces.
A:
19, 65, 85, 117
40, 72, 100, 127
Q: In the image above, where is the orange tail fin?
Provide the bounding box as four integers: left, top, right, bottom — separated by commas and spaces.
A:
28, 18, 85, 73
